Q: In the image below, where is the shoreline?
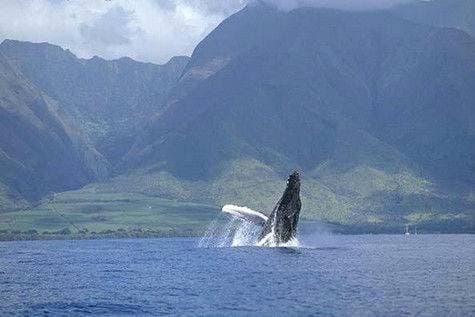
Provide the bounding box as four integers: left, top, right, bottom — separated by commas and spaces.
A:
1, 219, 473, 242
0, 231, 203, 242
1, 230, 473, 242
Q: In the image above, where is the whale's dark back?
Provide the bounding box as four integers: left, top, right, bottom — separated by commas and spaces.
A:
259, 171, 301, 243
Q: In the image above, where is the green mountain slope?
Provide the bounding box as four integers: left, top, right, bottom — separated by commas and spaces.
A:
114, 4, 475, 231
0, 52, 109, 209
0, 40, 189, 164
0, 41, 189, 209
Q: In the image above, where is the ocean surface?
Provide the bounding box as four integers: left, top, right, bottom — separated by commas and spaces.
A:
1, 234, 474, 316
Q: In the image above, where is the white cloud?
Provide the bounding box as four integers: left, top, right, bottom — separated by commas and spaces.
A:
0, 0, 246, 64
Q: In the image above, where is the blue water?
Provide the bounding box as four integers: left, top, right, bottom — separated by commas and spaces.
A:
1, 235, 474, 316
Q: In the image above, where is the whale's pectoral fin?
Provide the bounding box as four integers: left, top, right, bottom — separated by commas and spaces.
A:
222, 205, 268, 227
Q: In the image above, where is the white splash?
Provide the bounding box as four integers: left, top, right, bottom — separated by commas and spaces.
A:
258, 236, 300, 248
231, 220, 261, 247
199, 205, 300, 248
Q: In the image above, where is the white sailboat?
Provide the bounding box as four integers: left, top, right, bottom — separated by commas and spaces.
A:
405, 224, 411, 235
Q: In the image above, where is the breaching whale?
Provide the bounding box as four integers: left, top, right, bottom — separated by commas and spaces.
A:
222, 171, 301, 246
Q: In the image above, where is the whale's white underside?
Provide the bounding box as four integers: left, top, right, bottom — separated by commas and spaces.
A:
221, 205, 268, 226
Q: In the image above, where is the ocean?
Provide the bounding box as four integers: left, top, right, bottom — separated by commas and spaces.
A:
1, 234, 474, 316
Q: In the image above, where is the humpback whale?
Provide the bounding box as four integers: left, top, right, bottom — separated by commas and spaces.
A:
222, 171, 301, 246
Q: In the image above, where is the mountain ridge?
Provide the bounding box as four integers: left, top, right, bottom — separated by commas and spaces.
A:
0, 39, 190, 165
0, 51, 109, 206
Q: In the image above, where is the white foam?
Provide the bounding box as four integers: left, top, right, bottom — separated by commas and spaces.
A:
231, 221, 261, 247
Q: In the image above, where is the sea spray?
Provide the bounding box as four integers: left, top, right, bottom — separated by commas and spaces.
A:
199, 214, 334, 248
199, 213, 301, 248
199, 215, 261, 247
200, 205, 267, 247
199, 217, 234, 247
297, 221, 334, 248
231, 220, 261, 246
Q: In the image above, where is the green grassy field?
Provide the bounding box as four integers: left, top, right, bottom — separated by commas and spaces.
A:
1, 158, 474, 240
0, 191, 220, 238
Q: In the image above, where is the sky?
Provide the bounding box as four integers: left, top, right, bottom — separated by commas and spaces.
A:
0, 0, 247, 64
0, 0, 416, 64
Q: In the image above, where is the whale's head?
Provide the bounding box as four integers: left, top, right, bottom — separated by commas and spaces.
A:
287, 171, 300, 190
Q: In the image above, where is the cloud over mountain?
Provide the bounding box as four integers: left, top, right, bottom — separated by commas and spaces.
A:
0, 0, 246, 63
